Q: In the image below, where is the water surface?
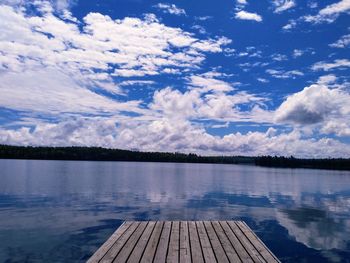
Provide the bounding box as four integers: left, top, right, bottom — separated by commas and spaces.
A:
0, 159, 350, 262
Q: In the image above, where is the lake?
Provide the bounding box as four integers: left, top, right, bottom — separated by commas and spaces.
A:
0, 159, 350, 262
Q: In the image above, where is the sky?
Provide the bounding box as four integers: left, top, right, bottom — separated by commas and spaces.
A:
0, 0, 349, 157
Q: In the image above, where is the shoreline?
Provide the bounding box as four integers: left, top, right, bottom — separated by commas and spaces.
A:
1, 145, 350, 171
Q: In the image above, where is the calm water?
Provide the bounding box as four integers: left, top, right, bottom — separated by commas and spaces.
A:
0, 160, 350, 262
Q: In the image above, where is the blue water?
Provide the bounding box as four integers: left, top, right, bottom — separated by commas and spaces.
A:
0, 160, 350, 262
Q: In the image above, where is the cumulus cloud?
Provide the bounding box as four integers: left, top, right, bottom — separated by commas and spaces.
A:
1, 0, 349, 158
275, 75, 350, 136
1, 118, 350, 158
0, 2, 230, 117
149, 74, 270, 123
272, 0, 296, 13
311, 59, 350, 71
154, 3, 186, 16
235, 10, 262, 22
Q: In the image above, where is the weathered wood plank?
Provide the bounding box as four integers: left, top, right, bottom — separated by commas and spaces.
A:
179, 221, 191, 263
237, 221, 280, 263
87, 221, 133, 263
140, 221, 164, 263
88, 221, 280, 263
167, 221, 180, 263
100, 221, 140, 263
127, 221, 156, 263
112, 221, 148, 262
203, 221, 229, 263
227, 221, 265, 263
220, 221, 254, 263
188, 221, 204, 263
212, 221, 241, 262
196, 221, 217, 263
153, 221, 172, 263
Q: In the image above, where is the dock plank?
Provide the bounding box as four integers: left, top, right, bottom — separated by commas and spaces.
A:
203, 221, 229, 263
179, 221, 191, 263
196, 221, 217, 263
211, 221, 241, 263
100, 221, 140, 263
220, 221, 254, 263
140, 221, 164, 263
127, 221, 156, 263
112, 221, 148, 262
88, 220, 280, 263
188, 221, 204, 263
167, 221, 180, 263
153, 221, 172, 263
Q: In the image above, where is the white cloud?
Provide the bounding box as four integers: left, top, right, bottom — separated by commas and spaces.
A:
292, 48, 315, 58
284, 0, 350, 29
273, 0, 296, 13
312, 59, 350, 71
236, 0, 248, 5
154, 3, 186, 16
235, 10, 262, 22
293, 49, 304, 58
317, 74, 338, 85
0, 68, 141, 114
0, 0, 349, 157
257, 78, 269, 83
271, 53, 288, 61
1, 118, 350, 157
319, 0, 350, 16
308, 2, 318, 9
212, 122, 229, 128
0, 3, 230, 118
149, 74, 270, 123
1, 0, 77, 12
53, 0, 77, 11
275, 75, 350, 136
329, 34, 350, 48
282, 20, 297, 31
192, 24, 207, 34
304, 0, 350, 23
119, 80, 156, 86
188, 74, 235, 93
266, 69, 304, 79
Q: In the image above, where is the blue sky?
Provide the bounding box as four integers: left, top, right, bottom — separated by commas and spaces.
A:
0, 0, 350, 157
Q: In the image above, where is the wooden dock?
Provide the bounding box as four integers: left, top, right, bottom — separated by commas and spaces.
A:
87, 221, 280, 263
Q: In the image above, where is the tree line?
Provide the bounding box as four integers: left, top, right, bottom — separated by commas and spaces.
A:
0, 145, 349, 170
255, 155, 350, 170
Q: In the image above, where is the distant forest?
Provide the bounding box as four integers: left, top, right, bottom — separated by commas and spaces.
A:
0, 145, 350, 171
